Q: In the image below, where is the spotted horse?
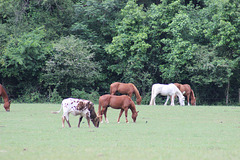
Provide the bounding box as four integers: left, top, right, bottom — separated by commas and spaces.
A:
52, 98, 100, 128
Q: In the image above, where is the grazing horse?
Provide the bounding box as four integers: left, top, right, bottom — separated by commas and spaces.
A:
52, 98, 100, 128
149, 83, 185, 106
110, 82, 142, 105
98, 94, 139, 123
0, 84, 11, 112
174, 83, 196, 106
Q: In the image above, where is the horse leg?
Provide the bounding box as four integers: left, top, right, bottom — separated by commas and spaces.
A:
149, 95, 156, 105
103, 108, 109, 123
66, 119, 71, 128
164, 96, 170, 105
117, 109, 124, 123
62, 116, 66, 128
86, 115, 91, 128
170, 95, 175, 106
78, 116, 83, 128
187, 95, 190, 106
124, 108, 129, 123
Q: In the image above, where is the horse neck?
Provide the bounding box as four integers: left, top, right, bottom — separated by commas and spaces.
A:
176, 90, 183, 99
129, 102, 137, 114
190, 89, 195, 99
0, 86, 9, 102
131, 84, 141, 99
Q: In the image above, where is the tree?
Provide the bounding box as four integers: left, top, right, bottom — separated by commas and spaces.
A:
43, 35, 102, 97
105, 0, 151, 91
0, 27, 51, 96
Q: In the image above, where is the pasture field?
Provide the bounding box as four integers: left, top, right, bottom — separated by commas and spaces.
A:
0, 103, 240, 160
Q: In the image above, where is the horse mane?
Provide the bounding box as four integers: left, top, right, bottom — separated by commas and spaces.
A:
130, 83, 141, 99
128, 97, 137, 113
174, 85, 184, 98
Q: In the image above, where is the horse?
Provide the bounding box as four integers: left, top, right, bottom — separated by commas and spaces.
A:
110, 82, 142, 105
0, 84, 11, 112
52, 98, 100, 128
174, 83, 196, 106
149, 83, 185, 106
98, 94, 139, 123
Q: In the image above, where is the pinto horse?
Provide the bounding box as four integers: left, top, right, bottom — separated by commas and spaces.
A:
149, 83, 185, 106
174, 83, 196, 106
0, 84, 11, 112
110, 82, 142, 105
98, 94, 139, 123
52, 98, 100, 128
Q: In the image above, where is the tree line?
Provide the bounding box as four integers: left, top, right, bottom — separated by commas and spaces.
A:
0, 0, 239, 105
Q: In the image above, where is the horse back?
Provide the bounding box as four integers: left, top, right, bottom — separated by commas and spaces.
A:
182, 84, 192, 95
109, 95, 132, 109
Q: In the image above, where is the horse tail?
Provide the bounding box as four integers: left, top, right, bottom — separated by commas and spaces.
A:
51, 104, 63, 114
149, 85, 155, 105
97, 96, 102, 116
110, 82, 119, 95
131, 83, 142, 104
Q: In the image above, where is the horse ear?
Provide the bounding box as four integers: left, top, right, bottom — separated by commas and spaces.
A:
137, 111, 139, 113
9, 100, 11, 104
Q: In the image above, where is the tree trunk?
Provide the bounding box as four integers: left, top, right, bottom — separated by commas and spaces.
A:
226, 80, 230, 105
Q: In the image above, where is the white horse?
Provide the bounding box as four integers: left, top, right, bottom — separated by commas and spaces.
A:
149, 83, 185, 106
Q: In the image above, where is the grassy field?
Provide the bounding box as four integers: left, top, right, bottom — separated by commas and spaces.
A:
0, 103, 240, 160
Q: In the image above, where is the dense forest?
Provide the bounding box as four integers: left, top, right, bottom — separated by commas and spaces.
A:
0, 0, 239, 105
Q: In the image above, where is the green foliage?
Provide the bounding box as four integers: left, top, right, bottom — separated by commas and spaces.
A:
43, 35, 102, 96
71, 88, 100, 103
0, 27, 51, 84
106, 0, 151, 87
49, 88, 62, 104
0, 0, 239, 104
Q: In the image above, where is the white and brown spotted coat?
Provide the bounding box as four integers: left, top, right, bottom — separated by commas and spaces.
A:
62, 98, 90, 121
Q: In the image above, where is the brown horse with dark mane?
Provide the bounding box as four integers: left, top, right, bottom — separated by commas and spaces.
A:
98, 94, 139, 123
174, 83, 196, 106
110, 82, 142, 105
0, 84, 11, 111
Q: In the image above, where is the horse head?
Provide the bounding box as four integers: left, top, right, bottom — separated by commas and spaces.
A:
88, 102, 100, 128
180, 96, 185, 106
132, 111, 139, 123
191, 97, 196, 106
92, 116, 100, 127
4, 100, 11, 112
136, 97, 142, 105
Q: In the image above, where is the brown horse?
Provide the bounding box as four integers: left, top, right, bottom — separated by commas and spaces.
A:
0, 84, 11, 112
98, 94, 139, 123
174, 83, 196, 106
110, 82, 142, 105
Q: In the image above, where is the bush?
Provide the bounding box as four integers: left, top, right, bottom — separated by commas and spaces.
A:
71, 88, 100, 104
17, 91, 44, 103
49, 88, 62, 103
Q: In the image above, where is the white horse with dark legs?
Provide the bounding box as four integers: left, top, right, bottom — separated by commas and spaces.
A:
149, 83, 185, 106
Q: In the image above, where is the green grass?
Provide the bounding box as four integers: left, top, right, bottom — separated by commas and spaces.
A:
0, 103, 240, 160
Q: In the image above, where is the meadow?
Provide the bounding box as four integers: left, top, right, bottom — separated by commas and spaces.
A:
0, 103, 240, 160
